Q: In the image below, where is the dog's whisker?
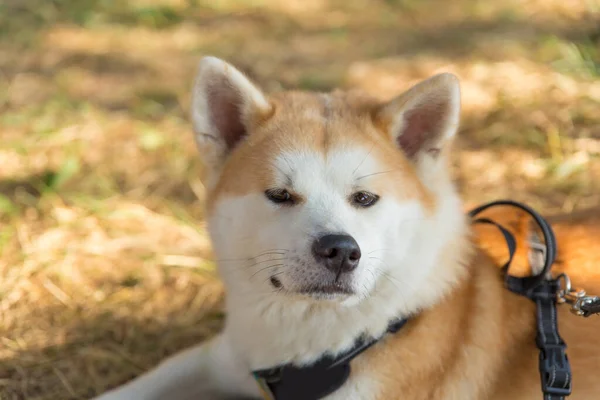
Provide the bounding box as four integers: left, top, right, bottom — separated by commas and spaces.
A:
381, 273, 402, 292
224, 258, 287, 270
368, 262, 411, 311
216, 249, 289, 263
250, 263, 284, 280
368, 248, 390, 255
367, 268, 377, 283
223, 259, 286, 270
368, 258, 412, 296
356, 169, 398, 181
361, 283, 369, 302
243, 257, 288, 268
352, 143, 375, 176
249, 249, 290, 258
221, 256, 288, 267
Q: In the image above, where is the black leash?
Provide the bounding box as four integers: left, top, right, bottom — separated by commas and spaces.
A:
469, 200, 571, 400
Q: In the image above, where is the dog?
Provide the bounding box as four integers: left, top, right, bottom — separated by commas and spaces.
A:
93, 56, 600, 400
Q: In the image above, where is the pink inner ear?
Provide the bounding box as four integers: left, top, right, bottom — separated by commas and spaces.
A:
397, 101, 446, 158
207, 77, 246, 149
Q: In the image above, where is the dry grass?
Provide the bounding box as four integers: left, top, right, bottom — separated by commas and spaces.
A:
0, 0, 599, 398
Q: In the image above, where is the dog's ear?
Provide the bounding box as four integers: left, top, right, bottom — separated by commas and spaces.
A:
191, 56, 273, 179
373, 73, 460, 163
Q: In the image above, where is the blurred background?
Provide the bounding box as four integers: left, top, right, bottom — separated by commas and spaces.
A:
0, 0, 599, 398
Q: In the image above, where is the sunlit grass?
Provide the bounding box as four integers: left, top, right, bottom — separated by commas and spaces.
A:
1, 0, 599, 398
553, 38, 600, 78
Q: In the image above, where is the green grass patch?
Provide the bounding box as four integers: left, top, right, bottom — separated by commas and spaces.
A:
138, 129, 167, 152
543, 33, 600, 79
40, 157, 81, 193
0, 194, 17, 218
297, 73, 341, 91
0, 0, 186, 44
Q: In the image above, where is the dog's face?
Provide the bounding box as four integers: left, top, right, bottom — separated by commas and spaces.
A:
192, 57, 461, 306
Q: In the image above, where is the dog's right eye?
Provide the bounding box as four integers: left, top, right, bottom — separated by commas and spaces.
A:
265, 188, 293, 205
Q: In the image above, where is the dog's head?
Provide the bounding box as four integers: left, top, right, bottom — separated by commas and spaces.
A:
192, 57, 465, 309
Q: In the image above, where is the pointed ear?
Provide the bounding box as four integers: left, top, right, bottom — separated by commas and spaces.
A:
373, 73, 460, 161
191, 56, 273, 175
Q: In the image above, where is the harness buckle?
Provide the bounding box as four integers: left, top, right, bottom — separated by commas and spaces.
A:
538, 344, 572, 396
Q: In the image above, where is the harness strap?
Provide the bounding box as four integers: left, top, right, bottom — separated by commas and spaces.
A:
533, 282, 571, 400
470, 216, 517, 272
469, 200, 571, 400
468, 199, 558, 296
253, 318, 408, 400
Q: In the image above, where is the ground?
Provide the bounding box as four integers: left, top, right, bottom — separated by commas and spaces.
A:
0, 1, 599, 399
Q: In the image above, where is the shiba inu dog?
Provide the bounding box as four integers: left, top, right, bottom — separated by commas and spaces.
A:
94, 57, 600, 400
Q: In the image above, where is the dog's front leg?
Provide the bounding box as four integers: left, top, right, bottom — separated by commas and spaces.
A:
93, 333, 260, 400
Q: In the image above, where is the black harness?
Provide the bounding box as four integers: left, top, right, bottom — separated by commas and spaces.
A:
469, 200, 570, 400
251, 200, 598, 400
253, 318, 408, 400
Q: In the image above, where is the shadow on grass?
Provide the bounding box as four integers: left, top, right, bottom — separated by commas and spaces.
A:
0, 170, 203, 222
0, 304, 224, 400
0, 0, 186, 40
0, 1, 597, 118
0, 176, 44, 202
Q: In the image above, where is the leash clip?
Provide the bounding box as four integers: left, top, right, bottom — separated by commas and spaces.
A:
556, 273, 600, 317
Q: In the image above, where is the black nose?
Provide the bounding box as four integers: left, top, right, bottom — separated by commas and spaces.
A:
312, 234, 361, 275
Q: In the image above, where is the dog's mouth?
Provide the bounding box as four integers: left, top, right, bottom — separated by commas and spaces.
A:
270, 275, 354, 299
299, 282, 354, 296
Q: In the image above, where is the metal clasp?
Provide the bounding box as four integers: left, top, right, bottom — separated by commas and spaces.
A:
556, 273, 595, 317
529, 226, 600, 318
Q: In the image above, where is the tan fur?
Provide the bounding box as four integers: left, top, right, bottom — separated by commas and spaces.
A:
207, 90, 434, 213
354, 209, 600, 400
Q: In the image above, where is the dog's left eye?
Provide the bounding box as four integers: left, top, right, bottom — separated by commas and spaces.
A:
351, 191, 379, 208
265, 188, 294, 205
